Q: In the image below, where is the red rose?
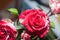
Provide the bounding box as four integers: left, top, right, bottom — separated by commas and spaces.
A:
19, 9, 50, 38
21, 31, 31, 40
49, 0, 60, 14
0, 19, 17, 40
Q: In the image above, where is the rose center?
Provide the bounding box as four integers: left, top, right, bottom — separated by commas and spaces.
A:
33, 15, 45, 28
34, 16, 41, 26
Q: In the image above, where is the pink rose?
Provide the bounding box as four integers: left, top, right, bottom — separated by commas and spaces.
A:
21, 31, 31, 40
0, 19, 17, 40
49, 0, 60, 14
19, 9, 50, 38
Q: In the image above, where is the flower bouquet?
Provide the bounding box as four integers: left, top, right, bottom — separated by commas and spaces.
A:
0, 0, 60, 40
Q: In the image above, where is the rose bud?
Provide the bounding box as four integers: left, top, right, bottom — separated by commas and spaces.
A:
0, 19, 17, 40
19, 9, 50, 38
21, 31, 31, 40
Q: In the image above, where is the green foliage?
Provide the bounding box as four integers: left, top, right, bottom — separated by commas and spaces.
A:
8, 8, 18, 15
14, 20, 25, 30
50, 22, 55, 28
14, 20, 25, 40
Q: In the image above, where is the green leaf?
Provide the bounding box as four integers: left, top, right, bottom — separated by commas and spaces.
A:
50, 22, 55, 28
8, 8, 18, 15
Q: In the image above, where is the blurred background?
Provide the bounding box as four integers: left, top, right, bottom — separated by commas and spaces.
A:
0, 0, 60, 40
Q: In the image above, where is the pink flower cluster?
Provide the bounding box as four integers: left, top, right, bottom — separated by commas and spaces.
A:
0, 9, 50, 40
